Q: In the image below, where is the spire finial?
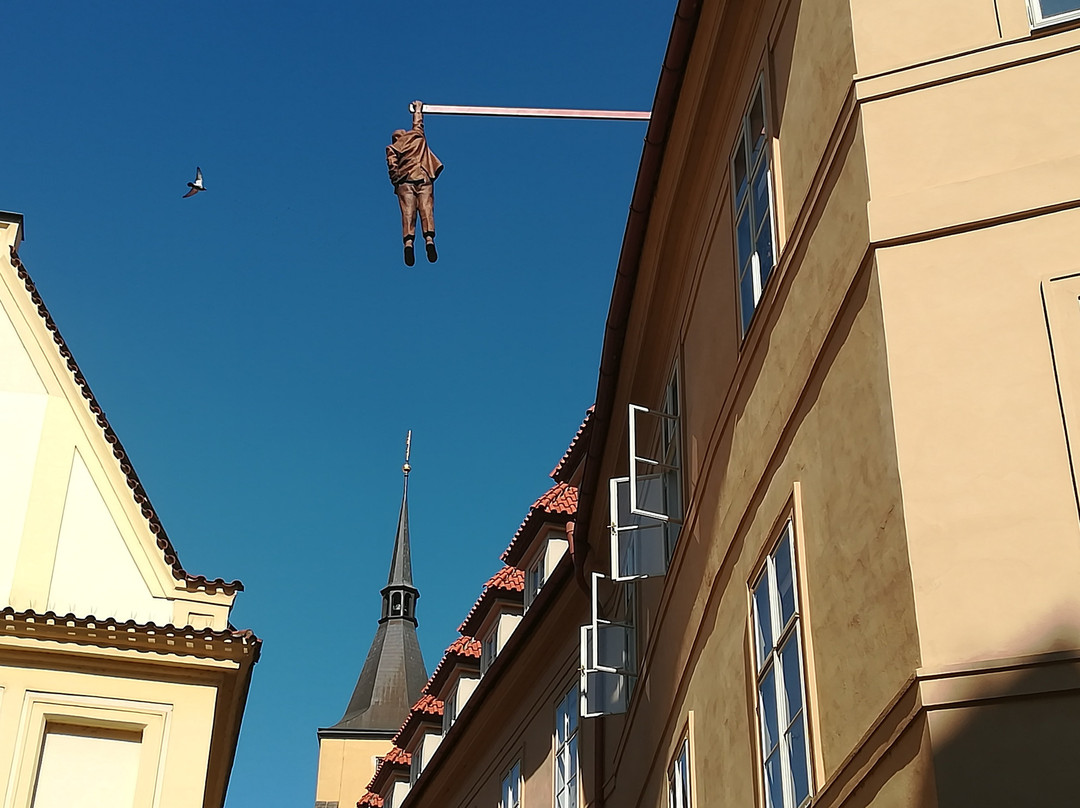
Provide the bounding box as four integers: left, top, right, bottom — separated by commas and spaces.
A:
403, 430, 412, 475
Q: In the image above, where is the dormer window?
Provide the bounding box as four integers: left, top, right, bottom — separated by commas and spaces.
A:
481, 633, 497, 674
525, 555, 546, 609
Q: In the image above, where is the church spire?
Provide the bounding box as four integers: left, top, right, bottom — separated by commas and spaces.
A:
324, 433, 427, 734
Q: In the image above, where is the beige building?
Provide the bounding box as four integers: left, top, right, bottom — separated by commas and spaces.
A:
326, 0, 1080, 806
0, 212, 259, 807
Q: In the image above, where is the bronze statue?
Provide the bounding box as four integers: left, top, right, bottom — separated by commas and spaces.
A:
387, 100, 443, 266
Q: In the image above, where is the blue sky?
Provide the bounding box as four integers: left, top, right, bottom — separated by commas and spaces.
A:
3, 3, 672, 805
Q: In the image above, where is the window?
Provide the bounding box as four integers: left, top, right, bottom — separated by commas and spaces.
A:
410, 747, 422, 785
481, 632, 497, 674
500, 761, 522, 808
732, 76, 776, 335
751, 521, 811, 808
554, 685, 579, 808
668, 737, 692, 808
1030, 0, 1080, 25
442, 688, 457, 734
525, 554, 545, 609
32, 724, 142, 808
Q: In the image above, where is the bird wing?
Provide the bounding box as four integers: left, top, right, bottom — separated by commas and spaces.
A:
194, 167, 202, 183
182, 187, 199, 198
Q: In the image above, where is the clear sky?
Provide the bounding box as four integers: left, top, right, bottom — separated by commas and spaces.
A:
2, 3, 673, 805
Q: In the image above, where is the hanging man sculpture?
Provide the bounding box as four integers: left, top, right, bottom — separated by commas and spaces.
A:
387, 100, 443, 266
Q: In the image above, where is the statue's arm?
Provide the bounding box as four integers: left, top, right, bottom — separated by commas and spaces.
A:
386, 146, 400, 183
411, 100, 424, 135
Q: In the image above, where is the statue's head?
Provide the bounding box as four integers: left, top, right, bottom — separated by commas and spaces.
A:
391, 129, 407, 142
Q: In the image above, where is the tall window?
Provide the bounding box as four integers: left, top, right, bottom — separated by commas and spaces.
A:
751, 521, 811, 808
554, 685, 579, 808
1030, 0, 1080, 25
732, 77, 776, 335
500, 761, 522, 808
442, 688, 457, 734
668, 736, 692, 808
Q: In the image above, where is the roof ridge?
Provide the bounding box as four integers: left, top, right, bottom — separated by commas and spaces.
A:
8, 246, 241, 595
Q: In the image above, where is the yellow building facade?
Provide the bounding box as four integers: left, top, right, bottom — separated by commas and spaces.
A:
333, 0, 1080, 806
0, 212, 258, 808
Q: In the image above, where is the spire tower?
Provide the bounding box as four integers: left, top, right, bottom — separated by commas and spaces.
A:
315, 434, 428, 806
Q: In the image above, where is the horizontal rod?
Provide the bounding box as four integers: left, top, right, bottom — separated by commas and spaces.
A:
417, 103, 650, 121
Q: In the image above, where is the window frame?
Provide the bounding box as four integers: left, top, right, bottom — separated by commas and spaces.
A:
731, 73, 777, 337
525, 552, 546, 610
750, 519, 813, 808
442, 687, 457, 734
667, 722, 694, 808
1029, 0, 1080, 26
554, 684, 580, 808
500, 760, 522, 808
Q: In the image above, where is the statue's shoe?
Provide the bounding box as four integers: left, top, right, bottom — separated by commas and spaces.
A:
404, 243, 415, 266
426, 241, 438, 263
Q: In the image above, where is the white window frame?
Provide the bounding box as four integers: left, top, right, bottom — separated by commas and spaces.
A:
668, 736, 692, 808
525, 553, 546, 609
442, 687, 457, 734
481, 632, 498, 675
1029, 0, 1080, 26
732, 74, 777, 336
751, 520, 812, 808
500, 760, 522, 808
554, 685, 579, 808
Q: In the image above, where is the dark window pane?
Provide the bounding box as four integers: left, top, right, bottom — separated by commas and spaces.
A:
736, 207, 753, 269
788, 714, 811, 806
759, 669, 779, 752
765, 750, 784, 808
752, 164, 771, 230
734, 138, 749, 207
1039, 0, 1080, 16
740, 265, 757, 333
753, 577, 773, 666
775, 531, 796, 630
749, 88, 767, 164
780, 634, 803, 721
756, 212, 775, 285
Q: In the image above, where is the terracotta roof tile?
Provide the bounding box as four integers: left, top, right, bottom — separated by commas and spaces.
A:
392, 693, 444, 747
7, 247, 242, 595
424, 636, 482, 697
0, 607, 261, 662
357, 793, 384, 807
501, 482, 578, 566
367, 744, 412, 794
457, 566, 525, 636
551, 406, 593, 482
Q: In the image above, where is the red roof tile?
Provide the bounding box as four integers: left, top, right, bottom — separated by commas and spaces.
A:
367, 745, 412, 794
7, 247, 241, 595
424, 636, 482, 696
358, 793, 384, 807
0, 607, 261, 662
392, 693, 445, 747
457, 566, 525, 636
501, 482, 578, 566
551, 407, 593, 482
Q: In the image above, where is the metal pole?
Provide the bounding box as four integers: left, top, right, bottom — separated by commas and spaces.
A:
415, 103, 650, 121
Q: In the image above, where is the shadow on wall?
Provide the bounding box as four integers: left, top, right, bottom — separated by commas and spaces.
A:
840, 620, 1080, 808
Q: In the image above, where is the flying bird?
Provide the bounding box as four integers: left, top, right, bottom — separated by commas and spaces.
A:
182, 167, 205, 198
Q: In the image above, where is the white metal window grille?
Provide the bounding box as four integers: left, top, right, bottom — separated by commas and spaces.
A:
554, 685, 580, 808
612, 367, 684, 581
732, 76, 776, 335
751, 521, 811, 808
1030, 0, 1080, 25
501, 761, 522, 808
580, 573, 637, 717
668, 737, 692, 808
